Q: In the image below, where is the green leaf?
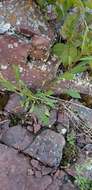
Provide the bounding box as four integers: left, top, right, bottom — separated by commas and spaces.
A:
0, 78, 16, 92
52, 43, 64, 58
66, 89, 81, 99
12, 65, 20, 81
80, 56, 92, 61
53, 43, 78, 66
71, 62, 88, 74
58, 72, 75, 80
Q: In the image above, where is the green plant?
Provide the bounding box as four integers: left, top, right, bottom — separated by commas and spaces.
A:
48, 0, 92, 79
0, 66, 57, 111
75, 163, 92, 190
67, 132, 76, 146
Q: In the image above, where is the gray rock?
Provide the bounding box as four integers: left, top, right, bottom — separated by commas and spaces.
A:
69, 103, 92, 129
4, 93, 25, 114
24, 129, 65, 167
0, 22, 11, 34
79, 158, 92, 181
1, 125, 33, 150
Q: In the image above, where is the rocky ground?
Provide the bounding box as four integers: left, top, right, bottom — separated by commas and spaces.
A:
0, 1, 92, 190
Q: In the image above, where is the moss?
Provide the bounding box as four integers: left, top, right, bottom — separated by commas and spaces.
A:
61, 132, 78, 166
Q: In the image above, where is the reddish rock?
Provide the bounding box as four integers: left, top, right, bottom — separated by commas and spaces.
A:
0, 35, 58, 90
0, 144, 32, 190
0, 144, 53, 190
45, 78, 92, 97
26, 175, 52, 190
30, 35, 51, 61
0, 0, 53, 38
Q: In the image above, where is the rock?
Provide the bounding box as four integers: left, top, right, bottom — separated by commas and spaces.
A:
0, 125, 33, 150
26, 175, 52, 190
27, 168, 34, 176
0, 0, 53, 38
0, 144, 31, 190
0, 0, 59, 92
24, 129, 65, 167
83, 144, 92, 156
0, 143, 52, 190
68, 102, 92, 129
4, 93, 25, 114
76, 133, 87, 148
47, 182, 60, 190
48, 109, 57, 127
61, 181, 77, 190
31, 159, 40, 169
45, 78, 92, 97
56, 111, 69, 135
0, 35, 58, 90
35, 170, 42, 178
0, 22, 11, 34
33, 123, 41, 134
57, 111, 69, 128
30, 35, 51, 61
27, 125, 33, 133
57, 124, 67, 135
54, 169, 66, 180
41, 166, 53, 175
76, 157, 92, 181
0, 119, 10, 130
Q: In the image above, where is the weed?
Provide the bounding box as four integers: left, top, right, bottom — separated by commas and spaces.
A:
62, 131, 78, 166
75, 162, 92, 190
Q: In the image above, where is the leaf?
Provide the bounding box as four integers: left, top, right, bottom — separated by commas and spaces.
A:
71, 62, 88, 74
33, 104, 50, 126
58, 72, 75, 80
53, 43, 78, 66
52, 43, 64, 58
66, 89, 81, 99
12, 65, 20, 81
0, 78, 16, 92
80, 56, 92, 61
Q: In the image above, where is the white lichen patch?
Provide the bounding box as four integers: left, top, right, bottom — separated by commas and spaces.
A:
8, 44, 14, 49
19, 66, 24, 73
1, 65, 8, 70
41, 65, 47, 71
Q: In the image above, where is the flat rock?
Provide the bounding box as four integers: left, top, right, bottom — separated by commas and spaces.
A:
45, 78, 92, 97
68, 102, 92, 129
24, 129, 65, 167
0, 144, 52, 190
0, 125, 33, 150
